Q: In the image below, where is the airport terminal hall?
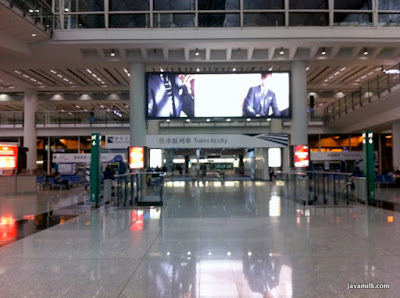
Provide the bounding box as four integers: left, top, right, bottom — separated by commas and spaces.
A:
2, 0, 400, 297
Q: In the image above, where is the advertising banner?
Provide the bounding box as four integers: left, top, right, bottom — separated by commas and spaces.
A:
147, 72, 290, 119
294, 145, 309, 167
129, 147, 145, 169
0, 145, 18, 169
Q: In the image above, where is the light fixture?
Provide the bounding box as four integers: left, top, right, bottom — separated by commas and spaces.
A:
160, 67, 164, 72
246, 118, 251, 122
363, 48, 368, 55
110, 49, 115, 57
196, 68, 200, 72
232, 67, 236, 72
32, 33, 37, 37
279, 48, 284, 55
206, 118, 210, 122
29, 9, 34, 13
64, 8, 70, 12
226, 118, 231, 122
321, 48, 326, 55
186, 119, 191, 122
166, 119, 170, 122
195, 49, 200, 56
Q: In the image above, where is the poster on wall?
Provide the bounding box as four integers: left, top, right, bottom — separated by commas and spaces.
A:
146, 72, 290, 119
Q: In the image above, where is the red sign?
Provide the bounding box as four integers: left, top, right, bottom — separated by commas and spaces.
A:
0, 146, 18, 169
129, 146, 145, 169
294, 145, 309, 167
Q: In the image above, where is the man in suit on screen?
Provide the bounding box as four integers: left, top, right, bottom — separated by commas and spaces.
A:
242, 72, 281, 117
148, 73, 194, 118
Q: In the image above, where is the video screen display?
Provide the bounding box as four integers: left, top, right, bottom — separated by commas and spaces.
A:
146, 72, 290, 119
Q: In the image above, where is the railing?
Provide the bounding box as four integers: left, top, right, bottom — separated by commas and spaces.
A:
325, 63, 400, 123
7, 0, 53, 35
0, 111, 24, 127
36, 111, 129, 127
276, 171, 355, 205
113, 172, 164, 207
53, 1, 400, 29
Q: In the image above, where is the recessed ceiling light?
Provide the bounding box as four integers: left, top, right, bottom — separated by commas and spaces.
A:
232, 67, 236, 72
32, 33, 37, 37
206, 118, 210, 122
279, 48, 284, 55
186, 119, 191, 122
246, 118, 251, 122
195, 51, 200, 56
160, 67, 164, 72
64, 8, 70, 12
226, 118, 231, 122
321, 48, 326, 55
111, 49, 115, 57
196, 68, 200, 72
29, 9, 34, 13
363, 48, 368, 55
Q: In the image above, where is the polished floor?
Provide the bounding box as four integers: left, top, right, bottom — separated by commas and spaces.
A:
0, 181, 399, 297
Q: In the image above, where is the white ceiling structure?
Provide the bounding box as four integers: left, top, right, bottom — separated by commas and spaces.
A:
0, 2, 400, 132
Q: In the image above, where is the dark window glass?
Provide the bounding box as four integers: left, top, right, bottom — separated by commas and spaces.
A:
153, 0, 194, 11
378, 14, 400, 26
334, 0, 372, 10
109, 0, 149, 11
198, 0, 239, 10
243, 0, 284, 9
198, 13, 239, 27
334, 13, 372, 26
110, 14, 149, 28
64, 0, 104, 12
153, 13, 195, 27
289, 13, 329, 26
244, 13, 284, 26
378, 0, 400, 10
289, 0, 328, 9
64, 15, 105, 29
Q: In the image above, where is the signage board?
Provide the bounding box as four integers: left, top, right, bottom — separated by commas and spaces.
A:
294, 145, 309, 167
129, 146, 145, 169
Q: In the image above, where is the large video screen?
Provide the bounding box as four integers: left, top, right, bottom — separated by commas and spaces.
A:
146, 72, 290, 119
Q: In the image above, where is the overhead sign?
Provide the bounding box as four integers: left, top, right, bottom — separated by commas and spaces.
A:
129, 147, 145, 169
294, 145, 309, 167
105, 135, 130, 149
0, 145, 18, 169
53, 153, 126, 163
106, 134, 288, 149
310, 151, 364, 161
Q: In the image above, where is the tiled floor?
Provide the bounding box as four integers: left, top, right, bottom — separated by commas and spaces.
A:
0, 181, 399, 297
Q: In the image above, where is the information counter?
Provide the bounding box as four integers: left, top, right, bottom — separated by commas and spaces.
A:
0, 175, 37, 195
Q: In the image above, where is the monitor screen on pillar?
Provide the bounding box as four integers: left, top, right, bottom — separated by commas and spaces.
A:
146, 72, 291, 119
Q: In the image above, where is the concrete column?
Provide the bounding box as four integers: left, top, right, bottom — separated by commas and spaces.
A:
129, 63, 146, 146
23, 89, 37, 173
147, 120, 159, 135
270, 119, 282, 133
290, 61, 308, 146
392, 121, 400, 171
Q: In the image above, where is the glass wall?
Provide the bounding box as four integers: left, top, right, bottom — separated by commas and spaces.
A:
53, 0, 400, 29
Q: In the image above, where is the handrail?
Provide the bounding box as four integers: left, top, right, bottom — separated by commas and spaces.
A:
324, 63, 400, 124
